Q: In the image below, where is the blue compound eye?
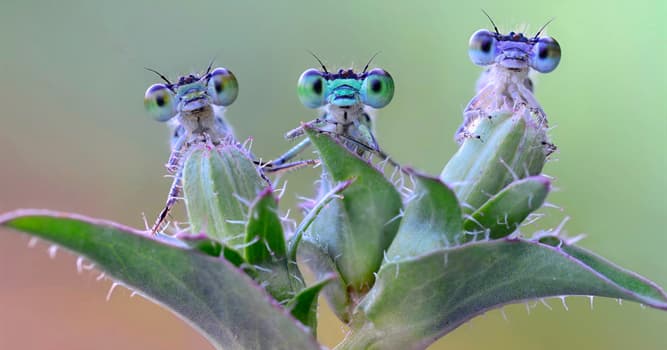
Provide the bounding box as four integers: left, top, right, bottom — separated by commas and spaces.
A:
530, 36, 561, 73
468, 29, 497, 66
297, 68, 327, 108
144, 84, 177, 122
360, 68, 394, 108
207, 68, 239, 106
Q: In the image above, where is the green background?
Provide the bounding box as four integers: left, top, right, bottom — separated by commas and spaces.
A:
1, 0, 665, 349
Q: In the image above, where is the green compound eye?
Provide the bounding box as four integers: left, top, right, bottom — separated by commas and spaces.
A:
361, 68, 394, 108
530, 36, 561, 73
144, 84, 177, 122
468, 29, 497, 66
297, 69, 327, 108
207, 68, 239, 106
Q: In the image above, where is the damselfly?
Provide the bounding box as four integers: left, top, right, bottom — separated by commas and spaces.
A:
269, 56, 398, 168
456, 13, 561, 144
144, 64, 310, 234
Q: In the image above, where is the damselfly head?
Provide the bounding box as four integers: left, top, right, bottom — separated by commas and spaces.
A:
297, 67, 394, 109
468, 26, 561, 73
144, 67, 238, 122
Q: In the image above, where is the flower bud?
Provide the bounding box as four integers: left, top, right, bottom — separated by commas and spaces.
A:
441, 108, 552, 214
182, 144, 265, 244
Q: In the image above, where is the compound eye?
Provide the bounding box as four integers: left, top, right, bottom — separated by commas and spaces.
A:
468, 29, 497, 66
530, 36, 561, 73
297, 69, 327, 108
207, 68, 239, 106
144, 84, 177, 121
361, 68, 394, 108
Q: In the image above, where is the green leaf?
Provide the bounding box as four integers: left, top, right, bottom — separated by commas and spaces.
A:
441, 110, 550, 214
183, 144, 265, 244
288, 179, 354, 261
0, 210, 319, 350
463, 175, 551, 241
300, 126, 403, 292
289, 179, 355, 322
541, 236, 667, 302
297, 237, 352, 322
220, 245, 259, 278
245, 187, 287, 263
245, 187, 302, 303
339, 239, 667, 350
287, 275, 335, 335
176, 234, 224, 257
177, 234, 260, 279
386, 171, 462, 260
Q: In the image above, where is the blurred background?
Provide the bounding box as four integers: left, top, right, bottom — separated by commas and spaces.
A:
1, 0, 665, 349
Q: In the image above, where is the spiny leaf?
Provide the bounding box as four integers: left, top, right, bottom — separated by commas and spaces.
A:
245, 187, 303, 303
176, 233, 224, 257
540, 236, 667, 302
386, 171, 462, 260
245, 187, 287, 263
289, 179, 355, 322
0, 210, 319, 350
300, 126, 402, 295
463, 175, 551, 241
297, 237, 352, 322
338, 238, 667, 350
287, 275, 335, 335
288, 179, 354, 261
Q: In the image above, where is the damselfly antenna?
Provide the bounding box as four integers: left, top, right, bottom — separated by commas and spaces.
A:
481, 9, 500, 35
145, 67, 172, 86
362, 51, 381, 73
533, 18, 555, 39
308, 50, 329, 74
204, 58, 216, 75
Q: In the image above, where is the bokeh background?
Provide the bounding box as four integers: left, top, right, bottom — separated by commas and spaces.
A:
1, 0, 665, 349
